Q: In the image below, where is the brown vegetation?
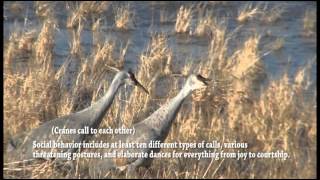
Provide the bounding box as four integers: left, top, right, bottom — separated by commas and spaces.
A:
3, 2, 316, 179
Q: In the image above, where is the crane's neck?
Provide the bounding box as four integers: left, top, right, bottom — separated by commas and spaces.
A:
89, 78, 122, 128
173, 85, 193, 103
142, 84, 193, 139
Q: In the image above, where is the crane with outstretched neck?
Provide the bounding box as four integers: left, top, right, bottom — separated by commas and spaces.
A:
10, 70, 148, 162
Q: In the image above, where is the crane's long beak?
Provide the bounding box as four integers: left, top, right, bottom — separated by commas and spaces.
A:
135, 79, 149, 94
130, 74, 149, 94
197, 74, 212, 86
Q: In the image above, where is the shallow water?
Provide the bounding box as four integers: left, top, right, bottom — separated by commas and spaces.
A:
3, 1, 317, 91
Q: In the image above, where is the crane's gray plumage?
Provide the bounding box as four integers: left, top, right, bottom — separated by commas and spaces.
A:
89, 74, 210, 178
10, 70, 148, 161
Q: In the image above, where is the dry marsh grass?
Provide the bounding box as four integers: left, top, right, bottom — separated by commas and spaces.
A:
175, 6, 193, 34
260, 4, 285, 24
35, 1, 56, 19
3, 2, 316, 179
228, 35, 261, 79
114, 3, 135, 31
266, 37, 285, 51
17, 30, 37, 52
194, 10, 214, 37
121, 33, 174, 126
237, 3, 262, 23
66, 1, 110, 29
303, 9, 316, 37
4, 31, 33, 72
160, 9, 174, 24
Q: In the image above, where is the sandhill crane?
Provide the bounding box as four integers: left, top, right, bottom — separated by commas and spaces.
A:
11, 70, 148, 162
89, 74, 210, 178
